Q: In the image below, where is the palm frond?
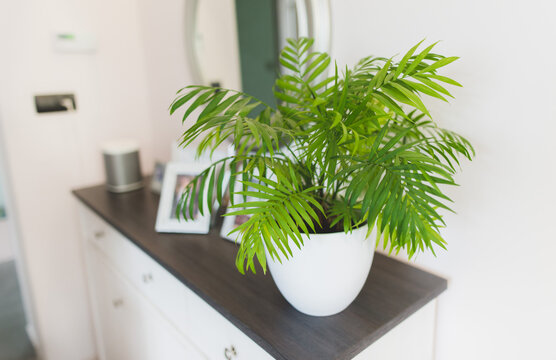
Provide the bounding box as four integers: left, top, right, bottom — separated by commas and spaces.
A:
171, 38, 474, 274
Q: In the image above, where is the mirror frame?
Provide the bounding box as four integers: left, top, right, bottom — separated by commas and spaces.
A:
183, 0, 331, 86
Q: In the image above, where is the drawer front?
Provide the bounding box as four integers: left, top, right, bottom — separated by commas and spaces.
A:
79, 205, 125, 261
79, 205, 190, 337
132, 249, 192, 337
88, 245, 206, 360
185, 286, 273, 360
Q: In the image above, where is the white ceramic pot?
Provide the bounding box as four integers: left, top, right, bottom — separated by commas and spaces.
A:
266, 225, 375, 317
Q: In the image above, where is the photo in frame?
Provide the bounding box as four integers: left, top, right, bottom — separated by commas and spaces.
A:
219, 173, 262, 243
155, 162, 211, 234
220, 191, 250, 243
150, 161, 166, 194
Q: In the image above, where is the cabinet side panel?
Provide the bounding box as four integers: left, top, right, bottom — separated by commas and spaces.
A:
79, 204, 106, 360
353, 300, 436, 360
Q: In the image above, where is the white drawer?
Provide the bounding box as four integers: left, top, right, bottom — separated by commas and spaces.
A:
184, 286, 273, 360
79, 205, 190, 337
87, 244, 206, 360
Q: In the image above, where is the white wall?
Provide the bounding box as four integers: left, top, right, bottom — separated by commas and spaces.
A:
3, 1, 553, 359
195, 1, 241, 90
0, 168, 5, 214
136, 0, 192, 163
0, 111, 39, 349
136, 0, 241, 163
0, 2, 225, 357
128, 2, 556, 358
0, 0, 156, 359
330, 0, 556, 359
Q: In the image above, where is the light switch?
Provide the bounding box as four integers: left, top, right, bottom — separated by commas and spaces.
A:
52, 32, 97, 53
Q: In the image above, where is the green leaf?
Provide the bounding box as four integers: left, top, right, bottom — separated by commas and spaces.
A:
415, 56, 459, 75
307, 56, 331, 83
427, 74, 463, 87
216, 161, 227, 203
188, 177, 198, 220
405, 42, 438, 75
400, 79, 448, 102
198, 90, 227, 120
170, 87, 203, 115
183, 90, 213, 122
206, 167, 215, 214
395, 40, 424, 78
389, 82, 430, 116
369, 59, 392, 89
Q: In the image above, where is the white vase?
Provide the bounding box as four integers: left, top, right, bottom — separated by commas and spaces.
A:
266, 225, 375, 317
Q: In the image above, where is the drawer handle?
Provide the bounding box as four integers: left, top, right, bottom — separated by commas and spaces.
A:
142, 273, 153, 283
112, 298, 124, 308
224, 345, 237, 360
93, 230, 105, 240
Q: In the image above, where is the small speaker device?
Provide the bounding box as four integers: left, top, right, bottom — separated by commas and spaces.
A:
102, 140, 143, 193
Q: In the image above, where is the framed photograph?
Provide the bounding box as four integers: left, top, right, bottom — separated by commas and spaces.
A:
150, 161, 166, 194
220, 175, 257, 243
155, 162, 211, 234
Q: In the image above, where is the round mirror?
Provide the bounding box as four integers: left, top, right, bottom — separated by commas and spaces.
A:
185, 0, 331, 105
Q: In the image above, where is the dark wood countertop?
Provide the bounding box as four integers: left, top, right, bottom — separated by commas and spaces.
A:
73, 182, 447, 360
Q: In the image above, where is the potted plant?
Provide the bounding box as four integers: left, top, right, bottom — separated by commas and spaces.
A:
170, 38, 474, 316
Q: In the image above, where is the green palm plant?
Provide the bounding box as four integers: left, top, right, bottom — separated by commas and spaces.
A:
170, 38, 474, 274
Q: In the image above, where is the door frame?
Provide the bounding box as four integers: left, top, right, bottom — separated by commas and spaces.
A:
0, 109, 42, 358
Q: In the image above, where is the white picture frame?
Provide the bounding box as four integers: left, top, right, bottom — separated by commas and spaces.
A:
155, 162, 211, 234
220, 173, 261, 243
150, 161, 166, 194
220, 191, 251, 244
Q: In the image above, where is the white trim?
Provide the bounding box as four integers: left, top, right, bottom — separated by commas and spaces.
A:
78, 205, 107, 360
0, 218, 13, 262
295, 0, 310, 38
0, 107, 42, 357
25, 323, 39, 349
184, 0, 203, 85
308, 0, 332, 55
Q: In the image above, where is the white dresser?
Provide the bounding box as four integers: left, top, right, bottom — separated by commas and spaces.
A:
75, 185, 444, 360
79, 204, 273, 360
